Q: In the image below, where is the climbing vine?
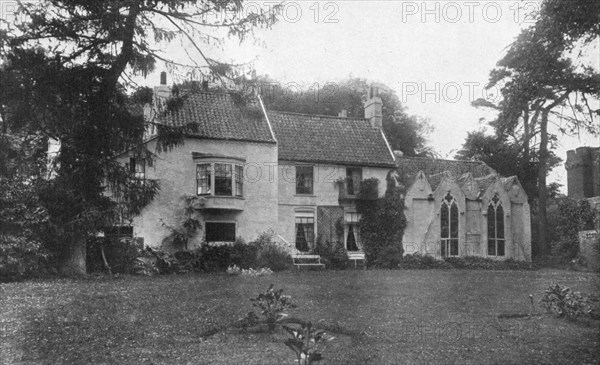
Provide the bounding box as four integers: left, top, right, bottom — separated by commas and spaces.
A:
356, 173, 407, 268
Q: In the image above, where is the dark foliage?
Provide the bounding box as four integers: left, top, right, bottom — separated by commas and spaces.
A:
356, 175, 407, 268
313, 240, 348, 270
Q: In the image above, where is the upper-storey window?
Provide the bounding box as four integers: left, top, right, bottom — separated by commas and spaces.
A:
346, 167, 362, 196
196, 162, 243, 197
296, 166, 314, 195
129, 158, 145, 180
487, 194, 505, 256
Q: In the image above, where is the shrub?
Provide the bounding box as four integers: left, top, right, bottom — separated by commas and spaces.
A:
256, 243, 292, 271
372, 245, 403, 269
195, 245, 232, 272
398, 253, 443, 269
443, 256, 467, 268
87, 236, 142, 274
539, 284, 593, 319
230, 238, 259, 269
313, 240, 348, 270
0, 235, 51, 281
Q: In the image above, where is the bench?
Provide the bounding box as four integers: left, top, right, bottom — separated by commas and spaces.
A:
348, 251, 366, 268
292, 254, 325, 270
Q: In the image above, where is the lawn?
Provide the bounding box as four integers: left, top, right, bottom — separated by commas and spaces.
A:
1, 269, 599, 364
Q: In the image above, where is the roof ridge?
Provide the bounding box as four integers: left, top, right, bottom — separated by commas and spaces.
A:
267, 110, 367, 121
398, 156, 488, 164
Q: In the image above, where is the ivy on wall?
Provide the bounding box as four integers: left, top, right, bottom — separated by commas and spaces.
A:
356, 173, 407, 268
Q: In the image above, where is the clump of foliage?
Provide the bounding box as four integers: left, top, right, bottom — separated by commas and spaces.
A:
253, 233, 293, 271
397, 253, 533, 270
539, 284, 595, 320
313, 239, 348, 270
226, 265, 273, 276
547, 197, 596, 261
283, 319, 335, 365
0, 235, 52, 281
161, 195, 202, 251
356, 175, 406, 268
86, 236, 142, 274
248, 284, 297, 333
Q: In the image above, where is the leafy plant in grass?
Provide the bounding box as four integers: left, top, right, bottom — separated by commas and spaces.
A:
539, 284, 593, 319
283, 318, 335, 365
249, 284, 297, 333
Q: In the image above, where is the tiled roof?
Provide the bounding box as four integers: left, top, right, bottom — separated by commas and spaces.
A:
396, 157, 497, 191
267, 111, 395, 167
156, 92, 275, 143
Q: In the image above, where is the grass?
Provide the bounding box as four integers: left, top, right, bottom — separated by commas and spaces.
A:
1, 269, 599, 364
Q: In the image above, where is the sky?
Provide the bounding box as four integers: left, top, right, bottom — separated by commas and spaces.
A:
141, 0, 599, 191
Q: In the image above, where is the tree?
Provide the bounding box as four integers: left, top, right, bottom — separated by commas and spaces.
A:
0, 0, 280, 275
257, 76, 434, 157
455, 130, 561, 202
481, 0, 600, 256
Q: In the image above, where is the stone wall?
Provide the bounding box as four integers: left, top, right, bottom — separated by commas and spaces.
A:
579, 230, 599, 272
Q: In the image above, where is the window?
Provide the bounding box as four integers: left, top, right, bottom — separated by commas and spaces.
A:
440, 192, 459, 256
129, 158, 145, 180
205, 222, 236, 243
235, 165, 244, 197
487, 194, 505, 256
214, 163, 232, 196
104, 225, 133, 238
345, 212, 361, 251
295, 212, 314, 252
196, 164, 212, 195
296, 166, 314, 195
346, 168, 362, 196
196, 162, 243, 197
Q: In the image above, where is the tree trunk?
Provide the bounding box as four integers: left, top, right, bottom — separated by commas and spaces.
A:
536, 112, 549, 256
59, 236, 87, 276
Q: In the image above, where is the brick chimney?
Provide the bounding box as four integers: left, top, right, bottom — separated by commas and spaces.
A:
364, 86, 382, 128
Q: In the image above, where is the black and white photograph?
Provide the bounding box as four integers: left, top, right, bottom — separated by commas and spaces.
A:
1, 0, 599, 364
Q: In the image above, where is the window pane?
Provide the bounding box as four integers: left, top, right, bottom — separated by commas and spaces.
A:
450, 202, 459, 239
235, 165, 243, 197
497, 239, 505, 256
488, 239, 496, 255
215, 163, 233, 196
296, 166, 314, 195
487, 204, 496, 239
346, 168, 362, 195
440, 204, 449, 238
441, 239, 447, 257
205, 222, 236, 242
496, 205, 505, 239
450, 239, 458, 256
196, 164, 211, 195
346, 224, 359, 251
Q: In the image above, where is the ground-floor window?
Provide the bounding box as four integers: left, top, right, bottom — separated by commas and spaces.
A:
104, 225, 133, 238
295, 212, 314, 252
440, 192, 459, 257
205, 222, 236, 243
345, 212, 361, 251
487, 194, 505, 256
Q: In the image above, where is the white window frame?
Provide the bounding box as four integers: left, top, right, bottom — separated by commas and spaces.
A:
344, 212, 362, 251
196, 162, 243, 197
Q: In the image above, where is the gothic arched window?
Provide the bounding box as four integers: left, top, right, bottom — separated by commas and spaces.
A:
440, 192, 459, 256
487, 194, 505, 256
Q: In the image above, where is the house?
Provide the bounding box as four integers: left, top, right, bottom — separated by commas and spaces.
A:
114, 74, 531, 261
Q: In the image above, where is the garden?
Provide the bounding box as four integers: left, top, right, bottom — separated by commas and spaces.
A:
1, 269, 599, 364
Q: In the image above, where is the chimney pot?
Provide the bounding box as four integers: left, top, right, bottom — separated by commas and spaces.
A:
160, 71, 167, 85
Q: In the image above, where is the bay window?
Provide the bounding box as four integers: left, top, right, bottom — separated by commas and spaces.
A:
196, 162, 243, 197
